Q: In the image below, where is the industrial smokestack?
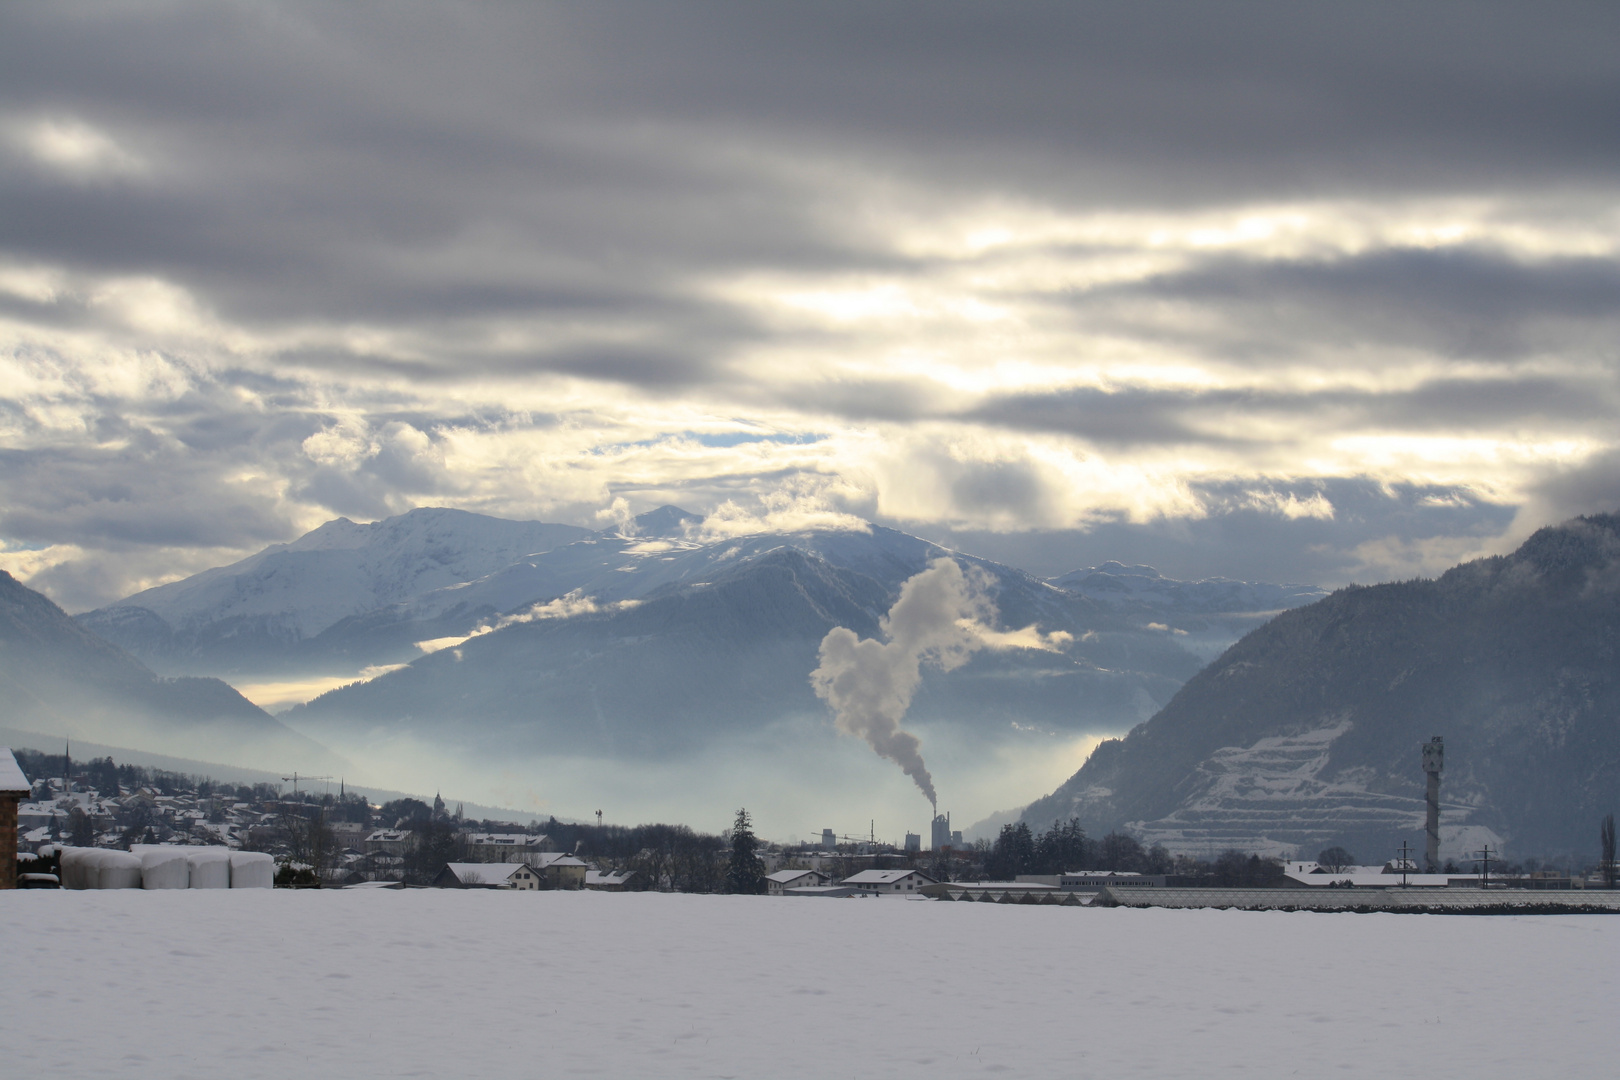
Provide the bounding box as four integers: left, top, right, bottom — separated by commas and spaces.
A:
810, 558, 991, 807
1422, 736, 1444, 871
930, 811, 952, 851
811, 556, 1073, 808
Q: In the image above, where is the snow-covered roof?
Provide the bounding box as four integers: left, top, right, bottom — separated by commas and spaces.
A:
1063, 870, 1141, 878
766, 869, 823, 883
468, 832, 550, 847
442, 863, 529, 885
1283, 868, 1454, 888
0, 749, 31, 795
527, 852, 586, 868
843, 869, 930, 885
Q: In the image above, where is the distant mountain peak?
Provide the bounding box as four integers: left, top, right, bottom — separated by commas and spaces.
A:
1092, 562, 1163, 578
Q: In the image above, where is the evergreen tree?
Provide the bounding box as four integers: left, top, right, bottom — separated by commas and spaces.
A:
726, 807, 765, 894
1034, 818, 1090, 874
986, 821, 1036, 879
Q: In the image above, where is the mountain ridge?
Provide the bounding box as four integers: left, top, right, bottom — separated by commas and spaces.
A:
1021, 512, 1620, 859
0, 570, 338, 772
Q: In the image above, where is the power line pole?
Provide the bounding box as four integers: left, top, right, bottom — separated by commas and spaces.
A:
1396, 839, 1413, 888
1474, 844, 1495, 888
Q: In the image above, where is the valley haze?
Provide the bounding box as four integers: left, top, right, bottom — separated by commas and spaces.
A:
3, 5, 1619, 855
72, 504, 1325, 837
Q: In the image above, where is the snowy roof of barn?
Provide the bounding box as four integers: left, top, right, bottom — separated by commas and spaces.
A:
843, 869, 933, 885
442, 863, 528, 884
0, 748, 31, 795
766, 869, 823, 883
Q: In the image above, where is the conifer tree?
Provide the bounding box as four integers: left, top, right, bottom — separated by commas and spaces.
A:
727, 807, 765, 894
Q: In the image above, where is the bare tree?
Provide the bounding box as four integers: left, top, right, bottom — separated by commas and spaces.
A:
280, 805, 336, 877
1317, 846, 1355, 873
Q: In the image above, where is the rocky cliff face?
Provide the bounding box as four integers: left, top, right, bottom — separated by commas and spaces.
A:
1023, 513, 1620, 861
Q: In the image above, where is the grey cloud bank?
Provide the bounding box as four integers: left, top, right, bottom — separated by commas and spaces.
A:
2, 2, 1619, 609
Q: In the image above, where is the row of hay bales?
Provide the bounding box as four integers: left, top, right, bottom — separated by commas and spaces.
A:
59, 846, 273, 889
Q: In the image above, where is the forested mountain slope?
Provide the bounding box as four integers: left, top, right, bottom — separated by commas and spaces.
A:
1024, 513, 1620, 859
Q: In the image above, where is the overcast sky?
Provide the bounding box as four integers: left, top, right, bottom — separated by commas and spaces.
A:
3, 2, 1619, 611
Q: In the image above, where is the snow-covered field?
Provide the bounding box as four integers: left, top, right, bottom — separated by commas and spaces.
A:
3, 890, 1613, 1078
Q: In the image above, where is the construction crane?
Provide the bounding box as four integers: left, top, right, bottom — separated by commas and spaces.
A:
281, 772, 332, 798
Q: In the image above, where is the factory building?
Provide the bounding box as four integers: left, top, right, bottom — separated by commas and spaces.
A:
930, 811, 963, 851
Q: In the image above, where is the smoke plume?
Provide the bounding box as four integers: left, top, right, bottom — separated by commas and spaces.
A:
809, 557, 999, 807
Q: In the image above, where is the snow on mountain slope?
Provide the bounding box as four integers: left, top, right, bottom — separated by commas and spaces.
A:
1050, 562, 1326, 615
1119, 721, 1497, 860
1024, 512, 1620, 858
403, 515, 951, 621
76, 508, 590, 671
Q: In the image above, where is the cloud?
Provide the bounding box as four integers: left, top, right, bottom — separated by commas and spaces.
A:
2, 3, 1619, 608
4, 115, 149, 181
414, 590, 640, 654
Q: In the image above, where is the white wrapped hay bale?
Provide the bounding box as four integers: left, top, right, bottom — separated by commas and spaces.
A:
139, 848, 191, 889
187, 848, 232, 889
229, 851, 274, 889
58, 847, 93, 890
95, 850, 143, 889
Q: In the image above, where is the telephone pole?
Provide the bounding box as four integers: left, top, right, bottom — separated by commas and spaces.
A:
1396, 839, 1414, 887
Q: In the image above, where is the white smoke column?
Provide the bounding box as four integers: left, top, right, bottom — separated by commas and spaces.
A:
810, 557, 994, 807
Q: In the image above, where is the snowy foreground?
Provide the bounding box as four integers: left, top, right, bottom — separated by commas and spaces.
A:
3, 891, 1615, 1079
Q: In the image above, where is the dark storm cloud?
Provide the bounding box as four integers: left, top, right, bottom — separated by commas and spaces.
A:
967, 375, 1618, 448
2, 1, 1618, 607
909, 479, 1517, 586
0, 437, 286, 550
1524, 449, 1620, 525
5, 1, 1620, 382
1062, 246, 1620, 363
547, 2, 1620, 199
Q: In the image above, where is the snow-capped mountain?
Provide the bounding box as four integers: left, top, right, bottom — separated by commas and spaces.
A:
67, 502, 1338, 829
77, 508, 590, 675
289, 530, 1202, 757
1022, 513, 1620, 859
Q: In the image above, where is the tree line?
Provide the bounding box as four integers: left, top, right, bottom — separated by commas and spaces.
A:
979, 819, 1286, 887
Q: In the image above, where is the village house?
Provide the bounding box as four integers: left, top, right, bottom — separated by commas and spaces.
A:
465, 832, 554, 861
363, 829, 415, 855
842, 869, 936, 895
435, 855, 588, 890
527, 852, 589, 889
584, 869, 636, 890
435, 862, 543, 889
765, 868, 829, 895
1, 748, 31, 889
